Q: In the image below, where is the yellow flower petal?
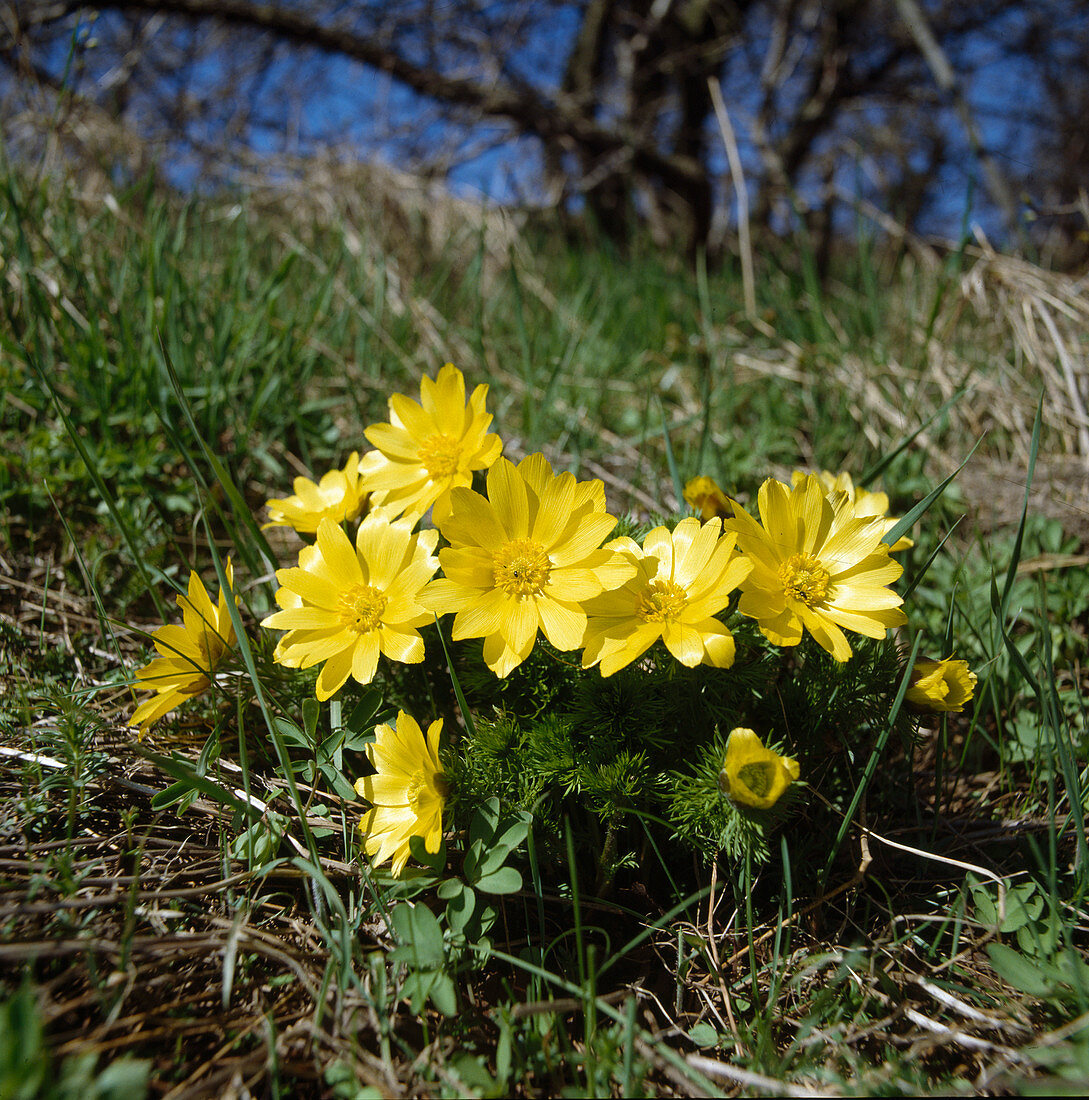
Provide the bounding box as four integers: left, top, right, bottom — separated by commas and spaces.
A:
420, 577, 471, 616
548, 513, 620, 567
270, 567, 342, 609
439, 488, 507, 552
450, 590, 508, 640
906, 657, 977, 713
421, 362, 467, 424
683, 475, 733, 520
536, 596, 587, 650
532, 472, 578, 549
517, 452, 554, 498
662, 620, 705, 666
641, 526, 675, 576
701, 626, 736, 668
316, 518, 365, 586
364, 423, 419, 461
487, 458, 531, 539
672, 516, 721, 588
503, 596, 539, 655
316, 645, 355, 701
482, 630, 523, 679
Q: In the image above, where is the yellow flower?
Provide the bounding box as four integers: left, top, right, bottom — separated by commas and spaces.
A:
905, 657, 977, 713
422, 453, 634, 677
129, 561, 238, 736
581, 517, 752, 676
355, 711, 446, 877
262, 515, 439, 701
683, 475, 734, 520
726, 474, 907, 662
718, 728, 799, 810
791, 469, 912, 551
358, 363, 503, 520
264, 451, 370, 534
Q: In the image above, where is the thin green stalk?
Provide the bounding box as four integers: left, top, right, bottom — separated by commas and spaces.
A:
744, 846, 758, 1014
767, 836, 793, 1012
619, 995, 638, 1096
656, 395, 686, 507
432, 614, 478, 742
565, 820, 586, 989
526, 825, 549, 969
820, 632, 923, 887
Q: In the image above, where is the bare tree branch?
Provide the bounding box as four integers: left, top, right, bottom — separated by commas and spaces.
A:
16, 0, 705, 190
5, 0, 1084, 256
893, 0, 1020, 231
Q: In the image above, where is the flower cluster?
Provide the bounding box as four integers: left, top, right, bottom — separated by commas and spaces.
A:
128, 364, 976, 878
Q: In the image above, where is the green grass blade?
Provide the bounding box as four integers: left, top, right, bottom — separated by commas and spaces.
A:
881, 436, 985, 549
860, 386, 969, 488
820, 632, 923, 886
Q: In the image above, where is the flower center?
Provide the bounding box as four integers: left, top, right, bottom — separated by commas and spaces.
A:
634, 579, 687, 622
736, 762, 775, 799
406, 772, 426, 811
337, 583, 387, 633
197, 631, 228, 671
778, 553, 831, 606
493, 539, 551, 598
407, 771, 447, 811
418, 433, 463, 480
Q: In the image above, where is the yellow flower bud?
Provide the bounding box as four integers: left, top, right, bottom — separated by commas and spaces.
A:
718, 728, 800, 811
905, 658, 977, 714
683, 475, 733, 520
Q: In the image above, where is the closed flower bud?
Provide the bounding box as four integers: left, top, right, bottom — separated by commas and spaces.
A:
683, 475, 733, 520
905, 657, 977, 714
718, 727, 799, 811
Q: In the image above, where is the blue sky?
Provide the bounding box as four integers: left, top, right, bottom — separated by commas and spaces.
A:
27, 2, 1083, 244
